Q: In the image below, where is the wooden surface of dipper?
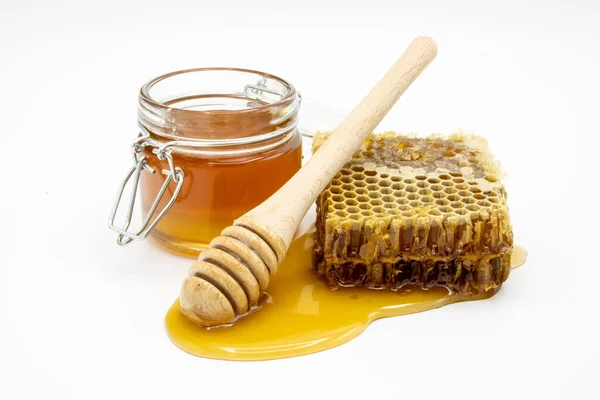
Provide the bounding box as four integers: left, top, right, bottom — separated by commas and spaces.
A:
180, 36, 439, 327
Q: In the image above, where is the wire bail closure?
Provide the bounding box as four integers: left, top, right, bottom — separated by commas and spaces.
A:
108, 124, 185, 245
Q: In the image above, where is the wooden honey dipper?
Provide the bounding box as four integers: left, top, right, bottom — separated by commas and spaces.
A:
180, 36, 438, 326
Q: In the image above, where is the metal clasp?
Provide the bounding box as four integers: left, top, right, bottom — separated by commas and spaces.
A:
108, 127, 185, 245
244, 75, 285, 107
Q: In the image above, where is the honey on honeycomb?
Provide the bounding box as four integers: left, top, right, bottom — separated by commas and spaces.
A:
312, 132, 513, 294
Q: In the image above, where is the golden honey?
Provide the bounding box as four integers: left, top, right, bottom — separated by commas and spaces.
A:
141, 133, 301, 256
165, 231, 526, 361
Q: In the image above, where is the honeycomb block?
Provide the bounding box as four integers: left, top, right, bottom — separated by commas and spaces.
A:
312, 132, 513, 294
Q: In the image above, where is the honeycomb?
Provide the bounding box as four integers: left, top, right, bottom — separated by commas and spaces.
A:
312, 131, 513, 294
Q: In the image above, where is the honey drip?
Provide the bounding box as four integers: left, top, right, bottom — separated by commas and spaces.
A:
511, 245, 527, 269
165, 234, 527, 361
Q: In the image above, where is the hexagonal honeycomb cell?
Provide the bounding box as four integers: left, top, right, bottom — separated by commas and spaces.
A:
312, 131, 513, 294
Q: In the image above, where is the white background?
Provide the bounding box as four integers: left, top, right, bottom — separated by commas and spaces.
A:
1, 0, 599, 399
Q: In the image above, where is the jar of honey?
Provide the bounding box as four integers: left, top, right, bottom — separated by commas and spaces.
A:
109, 68, 302, 256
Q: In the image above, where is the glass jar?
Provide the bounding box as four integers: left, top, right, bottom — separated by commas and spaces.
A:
109, 68, 302, 256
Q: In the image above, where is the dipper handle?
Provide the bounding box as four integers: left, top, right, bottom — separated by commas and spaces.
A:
180, 37, 438, 327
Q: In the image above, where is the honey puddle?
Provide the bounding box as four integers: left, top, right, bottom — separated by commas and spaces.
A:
165, 235, 527, 361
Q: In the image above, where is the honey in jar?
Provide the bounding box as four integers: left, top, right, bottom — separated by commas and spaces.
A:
109, 68, 302, 255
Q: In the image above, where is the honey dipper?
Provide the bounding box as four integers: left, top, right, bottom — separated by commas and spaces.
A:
180, 36, 438, 326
